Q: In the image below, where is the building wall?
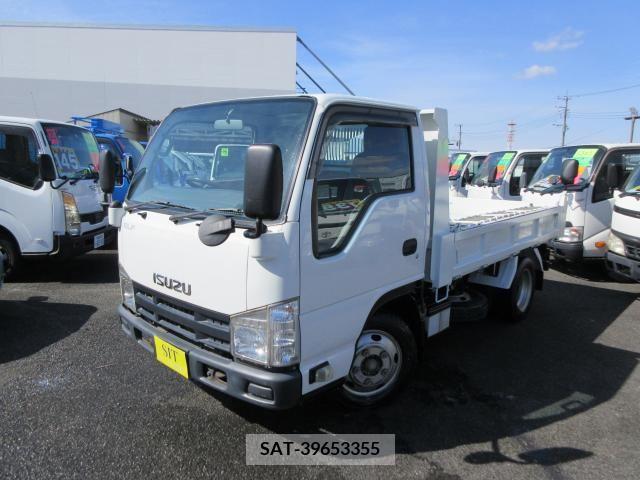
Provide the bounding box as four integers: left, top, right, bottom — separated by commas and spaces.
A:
0, 23, 297, 123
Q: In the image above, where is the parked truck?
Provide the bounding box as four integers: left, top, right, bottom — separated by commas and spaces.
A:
523, 144, 640, 261
72, 117, 145, 202
606, 163, 640, 281
465, 149, 548, 201
449, 151, 488, 197
99, 95, 564, 409
0, 117, 115, 277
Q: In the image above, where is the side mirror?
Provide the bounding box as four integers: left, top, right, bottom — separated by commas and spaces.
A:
123, 153, 135, 179
606, 163, 619, 190
462, 168, 470, 186
99, 149, 117, 194
243, 144, 283, 238
488, 166, 498, 184
560, 158, 579, 185
38, 153, 56, 182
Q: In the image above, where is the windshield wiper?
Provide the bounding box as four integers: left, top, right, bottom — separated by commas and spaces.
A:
69, 168, 99, 185
169, 208, 244, 224
125, 200, 194, 213
620, 190, 640, 198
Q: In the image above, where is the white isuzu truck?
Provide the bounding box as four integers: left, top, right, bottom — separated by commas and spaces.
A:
523, 144, 640, 261
100, 95, 564, 409
606, 163, 640, 281
465, 149, 548, 201
0, 117, 115, 277
448, 151, 488, 197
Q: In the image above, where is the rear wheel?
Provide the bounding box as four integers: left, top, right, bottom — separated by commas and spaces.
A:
0, 233, 20, 279
495, 256, 536, 322
341, 312, 417, 406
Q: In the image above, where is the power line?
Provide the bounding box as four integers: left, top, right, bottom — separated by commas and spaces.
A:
297, 36, 355, 96
571, 81, 640, 98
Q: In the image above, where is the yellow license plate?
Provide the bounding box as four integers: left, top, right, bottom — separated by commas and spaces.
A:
154, 336, 189, 379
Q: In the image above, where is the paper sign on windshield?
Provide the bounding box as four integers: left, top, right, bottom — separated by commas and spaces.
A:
495, 152, 516, 180
51, 146, 80, 171
572, 148, 598, 184
448, 153, 468, 176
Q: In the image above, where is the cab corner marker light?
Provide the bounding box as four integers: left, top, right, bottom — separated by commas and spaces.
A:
595, 241, 606, 249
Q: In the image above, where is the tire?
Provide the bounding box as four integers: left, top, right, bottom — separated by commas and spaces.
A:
450, 288, 489, 323
0, 232, 20, 279
494, 256, 536, 322
340, 312, 417, 406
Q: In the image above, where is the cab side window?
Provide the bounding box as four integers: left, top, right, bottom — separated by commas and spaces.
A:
314, 120, 413, 256
466, 155, 486, 181
593, 150, 640, 202
510, 154, 544, 195
0, 126, 40, 189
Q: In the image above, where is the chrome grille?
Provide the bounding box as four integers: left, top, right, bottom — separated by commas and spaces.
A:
133, 283, 231, 356
625, 242, 640, 261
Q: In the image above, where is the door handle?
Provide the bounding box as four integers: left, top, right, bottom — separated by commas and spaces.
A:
402, 238, 417, 256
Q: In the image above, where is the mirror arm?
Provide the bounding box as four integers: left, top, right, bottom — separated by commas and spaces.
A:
244, 218, 267, 239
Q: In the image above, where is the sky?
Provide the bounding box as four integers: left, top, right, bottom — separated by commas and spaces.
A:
1, 0, 640, 150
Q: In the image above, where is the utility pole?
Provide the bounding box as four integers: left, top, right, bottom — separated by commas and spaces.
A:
625, 107, 639, 142
557, 95, 570, 146
454, 124, 462, 150
507, 121, 516, 149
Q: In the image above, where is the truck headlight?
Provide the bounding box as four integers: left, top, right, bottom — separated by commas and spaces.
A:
230, 298, 300, 367
62, 192, 81, 236
607, 232, 626, 256
119, 264, 136, 311
557, 226, 583, 243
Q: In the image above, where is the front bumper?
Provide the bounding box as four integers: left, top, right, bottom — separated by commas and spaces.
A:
118, 305, 302, 409
550, 240, 583, 261
606, 252, 640, 282
52, 226, 116, 258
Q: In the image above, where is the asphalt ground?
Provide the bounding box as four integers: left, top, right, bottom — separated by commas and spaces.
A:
1, 249, 639, 479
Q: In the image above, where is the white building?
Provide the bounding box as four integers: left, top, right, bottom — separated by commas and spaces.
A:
0, 22, 297, 124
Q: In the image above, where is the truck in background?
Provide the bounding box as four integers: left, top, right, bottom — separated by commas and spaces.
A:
0, 117, 115, 278
99, 94, 564, 409
523, 144, 640, 262
71, 117, 145, 202
449, 151, 488, 197
465, 149, 548, 201
606, 163, 640, 281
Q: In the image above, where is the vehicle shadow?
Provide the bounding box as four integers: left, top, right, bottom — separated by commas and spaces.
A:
11, 249, 119, 284
213, 278, 639, 467
0, 297, 96, 363
550, 258, 612, 283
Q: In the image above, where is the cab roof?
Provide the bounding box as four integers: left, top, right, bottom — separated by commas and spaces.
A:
0, 116, 77, 128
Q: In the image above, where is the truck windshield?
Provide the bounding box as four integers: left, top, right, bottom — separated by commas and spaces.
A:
471, 151, 516, 186
115, 137, 145, 170
43, 124, 100, 177
529, 146, 605, 187
448, 153, 470, 178
127, 98, 314, 214
623, 164, 640, 194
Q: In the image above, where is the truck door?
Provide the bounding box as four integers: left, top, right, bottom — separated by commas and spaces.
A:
584, 148, 640, 256
0, 124, 54, 253
298, 107, 427, 388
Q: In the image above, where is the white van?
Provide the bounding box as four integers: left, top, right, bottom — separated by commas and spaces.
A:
523, 144, 640, 261
0, 117, 115, 276
465, 149, 548, 201
606, 163, 640, 281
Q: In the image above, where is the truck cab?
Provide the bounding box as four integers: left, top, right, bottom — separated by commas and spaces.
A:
102, 95, 563, 409
523, 144, 640, 261
465, 149, 548, 201
606, 163, 640, 281
0, 117, 115, 277
448, 151, 488, 197
71, 117, 145, 202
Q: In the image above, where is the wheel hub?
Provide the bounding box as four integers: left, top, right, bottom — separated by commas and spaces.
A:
344, 330, 402, 397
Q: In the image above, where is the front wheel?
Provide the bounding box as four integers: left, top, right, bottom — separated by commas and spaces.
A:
0, 233, 20, 279
341, 313, 417, 406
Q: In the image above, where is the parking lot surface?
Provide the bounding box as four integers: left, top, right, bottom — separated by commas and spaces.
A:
1, 249, 639, 479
